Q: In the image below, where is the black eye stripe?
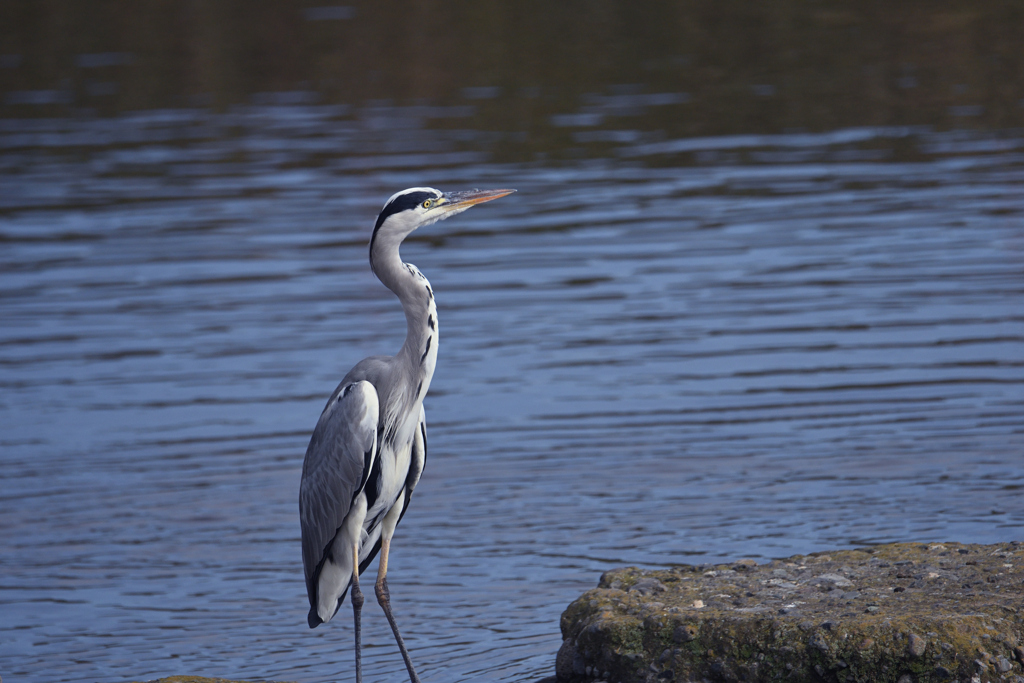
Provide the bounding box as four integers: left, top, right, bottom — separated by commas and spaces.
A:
369, 190, 440, 261
373, 191, 437, 231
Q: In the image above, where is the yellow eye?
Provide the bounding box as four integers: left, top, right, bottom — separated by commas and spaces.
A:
422, 199, 433, 209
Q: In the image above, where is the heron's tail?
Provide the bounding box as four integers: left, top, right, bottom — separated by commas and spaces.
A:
308, 580, 350, 628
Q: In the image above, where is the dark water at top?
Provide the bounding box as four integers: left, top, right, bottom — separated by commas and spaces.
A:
2, 3, 1024, 683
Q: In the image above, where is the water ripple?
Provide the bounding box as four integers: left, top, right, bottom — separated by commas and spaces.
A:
1, 108, 1022, 682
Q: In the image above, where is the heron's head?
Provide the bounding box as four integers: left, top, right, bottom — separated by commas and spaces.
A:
370, 187, 515, 253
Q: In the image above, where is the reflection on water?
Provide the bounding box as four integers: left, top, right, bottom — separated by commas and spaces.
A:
3, 1, 1024, 147
0, 101, 1022, 682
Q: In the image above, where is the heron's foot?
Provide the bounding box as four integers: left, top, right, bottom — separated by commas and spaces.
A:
376, 577, 422, 683
352, 578, 364, 683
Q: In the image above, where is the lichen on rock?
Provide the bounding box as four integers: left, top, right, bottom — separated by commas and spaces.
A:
556, 542, 1024, 683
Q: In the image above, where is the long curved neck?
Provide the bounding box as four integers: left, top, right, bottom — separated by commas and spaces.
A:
370, 235, 438, 396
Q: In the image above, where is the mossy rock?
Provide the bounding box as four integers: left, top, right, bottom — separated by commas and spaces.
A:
556, 542, 1024, 683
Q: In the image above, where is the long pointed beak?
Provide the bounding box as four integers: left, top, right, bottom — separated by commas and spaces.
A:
440, 188, 516, 211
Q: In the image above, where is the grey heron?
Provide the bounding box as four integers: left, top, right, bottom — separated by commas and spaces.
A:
299, 186, 515, 683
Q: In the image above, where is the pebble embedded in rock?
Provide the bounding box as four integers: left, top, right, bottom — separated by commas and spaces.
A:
629, 577, 667, 596
813, 573, 853, 588
908, 633, 927, 657
808, 632, 829, 653
673, 624, 698, 643
572, 653, 586, 676
555, 638, 577, 680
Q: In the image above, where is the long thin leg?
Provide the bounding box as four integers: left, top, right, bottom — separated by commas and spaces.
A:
375, 536, 422, 683
351, 544, 364, 683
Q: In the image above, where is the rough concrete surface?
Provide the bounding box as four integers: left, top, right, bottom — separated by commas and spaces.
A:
556, 542, 1024, 683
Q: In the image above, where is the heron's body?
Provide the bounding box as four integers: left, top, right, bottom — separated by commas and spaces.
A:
301, 264, 436, 627
298, 186, 513, 683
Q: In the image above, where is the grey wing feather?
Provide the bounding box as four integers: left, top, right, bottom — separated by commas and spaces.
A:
298, 380, 379, 603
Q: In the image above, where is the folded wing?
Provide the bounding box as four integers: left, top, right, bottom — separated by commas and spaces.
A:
299, 380, 379, 614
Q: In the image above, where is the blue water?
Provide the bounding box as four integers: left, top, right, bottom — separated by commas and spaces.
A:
1, 107, 1022, 682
